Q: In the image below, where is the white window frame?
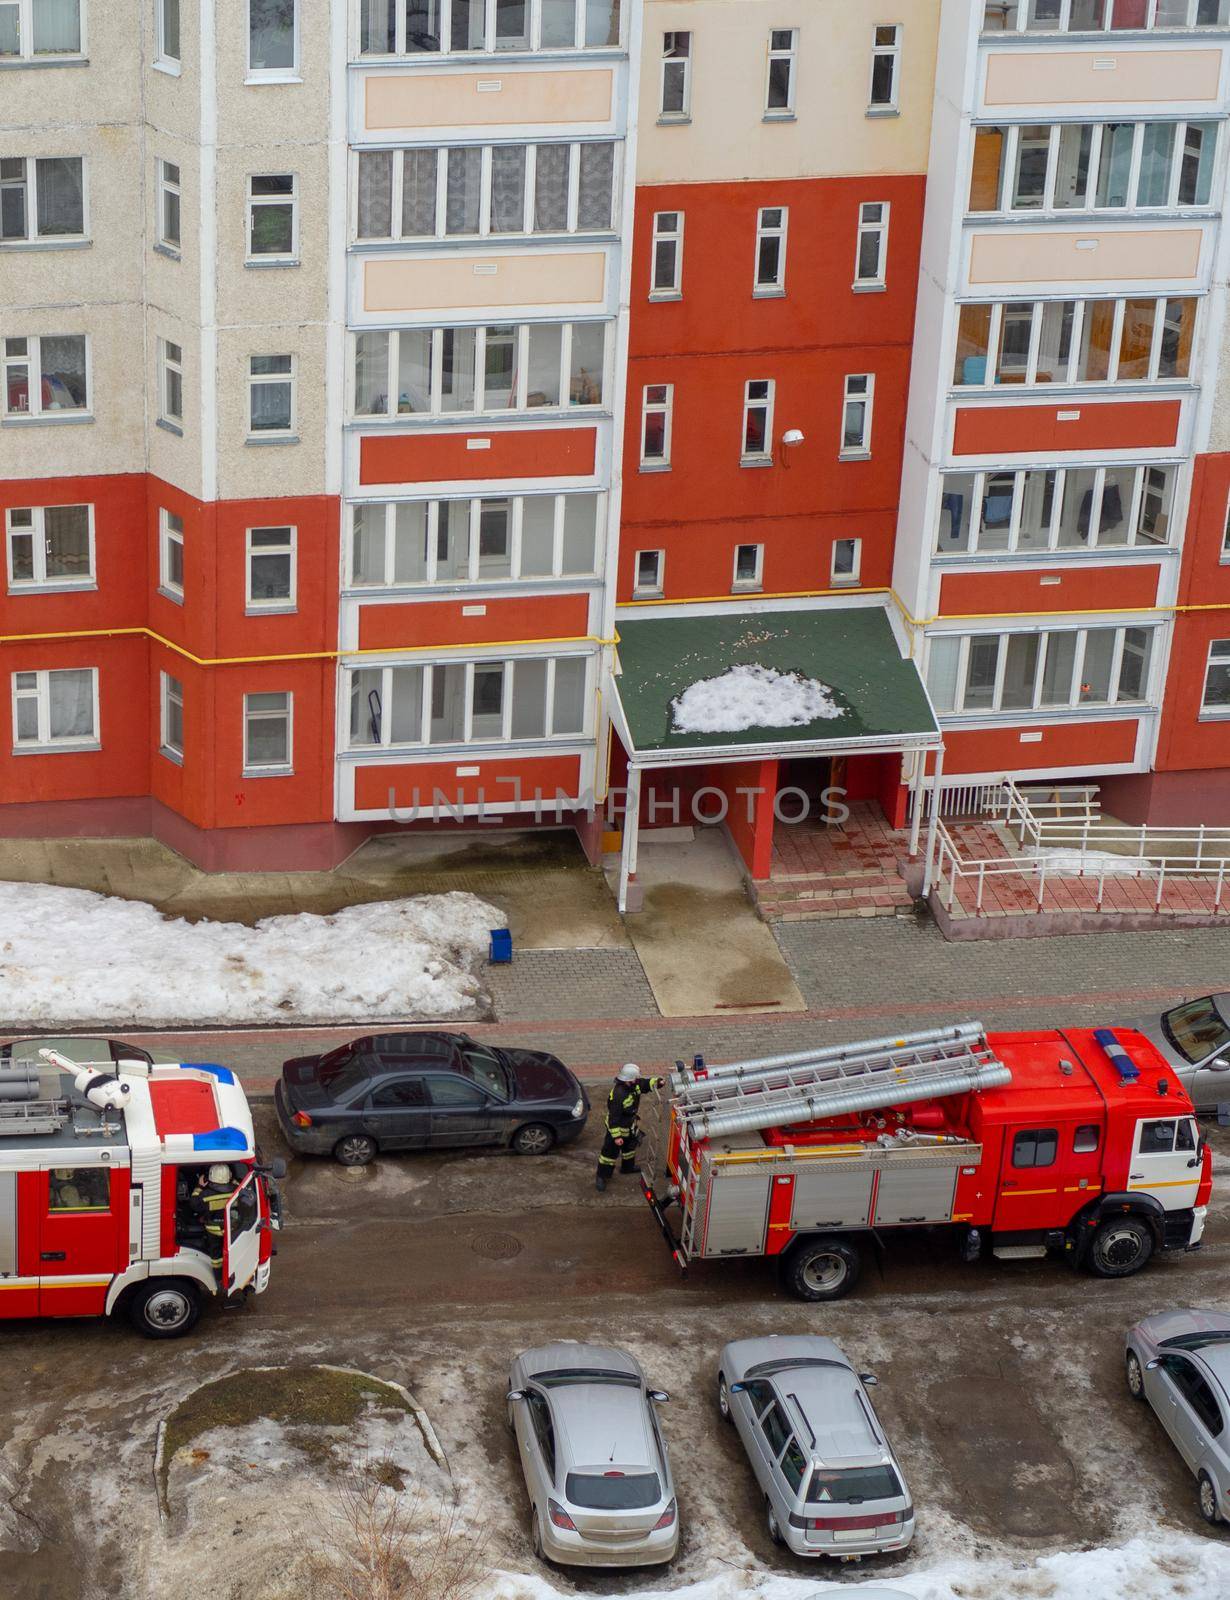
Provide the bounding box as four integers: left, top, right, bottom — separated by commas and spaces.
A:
933, 462, 1178, 556
345, 654, 592, 750
158, 337, 183, 428
765, 27, 797, 117
868, 23, 901, 112
732, 542, 764, 592
741, 378, 774, 464
356, 0, 624, 55
155, 0, 180, 70
0, 0, 86, 63
352, 321, 609, 419
982, 1, 1230, 35
1201, 638, 1230, 717
633, 548, 665, 596
156, 158, 181, 252
246, 0, 299, 79
649, 209, 683, 299
0, 155, 88, 245
927, 624, 1158, 716
248, 353, 296, 438
2, 332, 90, 420
5, 503, 94, 590
159, 670, 184, 762
244, 690, 293, 773
1222, 488, 1230, 563
159, 507, 184, 600
953, 296, 1199, 390
660, 30, 691, 121
831, 537, 863, 585
246, 172, 298, 262
639, 382, 673, 469
11, 666, 99, 750
840, 373, 874, 458
754, 205, 788, 296
854, 200, 889, 289
245, 524, 297, 611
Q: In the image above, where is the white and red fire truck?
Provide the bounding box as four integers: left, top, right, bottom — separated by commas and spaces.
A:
0, 1048, 281, 1337
641, 1022, 1213, 1300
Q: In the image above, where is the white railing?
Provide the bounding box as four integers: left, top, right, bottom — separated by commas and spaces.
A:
906, 778, 1005, 822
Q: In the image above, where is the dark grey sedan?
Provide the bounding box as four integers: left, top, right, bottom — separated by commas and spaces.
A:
274, 1031, 589, 1165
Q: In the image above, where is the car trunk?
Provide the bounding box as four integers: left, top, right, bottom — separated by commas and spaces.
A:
280, 1059, 338, 1112
565, 1469, 665, 1542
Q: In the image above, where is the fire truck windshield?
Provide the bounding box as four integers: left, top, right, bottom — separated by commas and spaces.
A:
807, 1465, 902, 1504
1162, 996, 1230, 1064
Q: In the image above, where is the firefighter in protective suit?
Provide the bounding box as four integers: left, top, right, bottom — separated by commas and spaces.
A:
595, 1063, 663, 1192
188, 1164, 235, 1265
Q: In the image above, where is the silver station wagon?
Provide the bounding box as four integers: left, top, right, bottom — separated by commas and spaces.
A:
1126, 1307, 1230, 1525
507, 1341, 679, 1568
718, 1335, 915, 1560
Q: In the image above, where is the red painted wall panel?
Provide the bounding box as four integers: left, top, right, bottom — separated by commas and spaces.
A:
951, 400, 1181, 458
939, 719, 1140, 776
357, 593, 590, 650
354, 753, 583, 812
358, 427, 597, 487
622, 175, 925, 603
938, 564, 1163, 617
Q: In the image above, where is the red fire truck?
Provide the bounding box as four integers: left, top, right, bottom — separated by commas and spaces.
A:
0, 1047, 282, 1337
641, 1022, 1213, 1300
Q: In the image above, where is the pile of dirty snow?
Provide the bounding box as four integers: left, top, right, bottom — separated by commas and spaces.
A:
487, 1531, 1230, 1600
671, 663, 840, 733
1030, 846, 1157, 877
0, 880, 499, 1027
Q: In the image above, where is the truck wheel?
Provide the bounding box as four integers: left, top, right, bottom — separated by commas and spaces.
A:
1087, 1216, 1153, 1278
781, 1237, 861, 1302
511, 1123, 555, 1156
334, 1134, 377, 1167
128, 1279, 201, 1339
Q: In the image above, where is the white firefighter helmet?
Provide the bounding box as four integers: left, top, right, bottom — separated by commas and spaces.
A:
618, 1063, 640, 1083
206, 1163, 233, 1186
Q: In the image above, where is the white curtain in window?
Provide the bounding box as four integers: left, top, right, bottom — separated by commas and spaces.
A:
490, 146, 526, 233
41, 335, 87, 407
32, 0, 81, 53
250, 0, 295, 69
577, 144, 613, 229
48, 669, 93, 739
402, 149, 438, 236
534, 145, 570, 232
445, 148, 481, 234
36, 157, 83, 236
360, 0, 395, 51
0, 7, 20, 55
357, 151, 393, 238
251, 379, 292, 431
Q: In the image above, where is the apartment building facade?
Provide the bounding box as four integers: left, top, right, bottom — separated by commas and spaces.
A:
2, 0, 1228, 880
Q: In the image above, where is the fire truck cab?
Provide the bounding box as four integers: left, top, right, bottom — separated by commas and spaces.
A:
642, 1023, 1213, 1301
0, 1048, 281, 1338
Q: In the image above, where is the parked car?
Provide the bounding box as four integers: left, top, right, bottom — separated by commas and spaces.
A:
1125, 1307, 1230, 1525
1136, 994, 1230, 1111
717, 1335, 915, 1560
1, 1036, 153, 1068
274, 1031, 588, 1165
506, 1341, 679, 1568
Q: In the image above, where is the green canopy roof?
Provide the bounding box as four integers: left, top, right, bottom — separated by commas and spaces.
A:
612, 605, 939, 760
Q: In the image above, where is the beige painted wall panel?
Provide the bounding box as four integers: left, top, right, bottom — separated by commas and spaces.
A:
637, 0, 940, 183
968, 227, 1203, 285
363, 252, 607, 312
364, 69, 614, 131
983, 48, 1222, 108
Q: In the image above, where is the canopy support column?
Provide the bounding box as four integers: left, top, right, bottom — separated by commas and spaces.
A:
922, 745, 945, 896
907, 751, 926, 858
618, 764, 642, 915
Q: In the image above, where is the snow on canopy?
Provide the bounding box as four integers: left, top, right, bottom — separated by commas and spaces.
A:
670, 663, 841, 735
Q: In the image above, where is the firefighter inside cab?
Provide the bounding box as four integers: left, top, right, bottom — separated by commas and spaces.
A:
186, 1164, 238, 1265
596, 1063, 663, 1192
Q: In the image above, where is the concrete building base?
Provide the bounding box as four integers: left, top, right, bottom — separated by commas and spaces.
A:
1097, 769, 1230, 827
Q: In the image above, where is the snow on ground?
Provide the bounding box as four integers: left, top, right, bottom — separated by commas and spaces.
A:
1029, 847, 1157, 876
0, 880, 500, 1026
671, 665, 841, 734
486, 1533, 1230, 1600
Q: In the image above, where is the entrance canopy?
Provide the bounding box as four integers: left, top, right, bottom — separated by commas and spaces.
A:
609, 605, 941, 764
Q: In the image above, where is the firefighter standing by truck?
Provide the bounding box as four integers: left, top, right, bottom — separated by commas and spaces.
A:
596, 1063, 663, 1192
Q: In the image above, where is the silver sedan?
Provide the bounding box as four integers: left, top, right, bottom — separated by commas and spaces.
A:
1135, 994, 1230, 1111
1125, 1307, 1230, 1525
507, 1341, 679, 1567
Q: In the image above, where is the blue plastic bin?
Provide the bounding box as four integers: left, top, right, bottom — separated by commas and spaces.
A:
489, 928, 513, 964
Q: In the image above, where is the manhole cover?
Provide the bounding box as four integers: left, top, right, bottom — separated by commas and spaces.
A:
470, 1231, 523, 1261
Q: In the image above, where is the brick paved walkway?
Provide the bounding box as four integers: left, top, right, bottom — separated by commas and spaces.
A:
754, 804, 917, 920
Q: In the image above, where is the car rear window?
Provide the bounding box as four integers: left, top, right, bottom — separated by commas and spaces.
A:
807, 1465, 902, 1504
565, 1472, 660, 1510
316, 1050, 368, 1099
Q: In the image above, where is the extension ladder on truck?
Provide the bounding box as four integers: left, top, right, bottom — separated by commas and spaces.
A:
641, 1023, 1010, 1267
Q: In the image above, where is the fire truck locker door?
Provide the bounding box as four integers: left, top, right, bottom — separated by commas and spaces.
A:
1127, 1116, 1202, 1211
0, 1171, 38, 1318
790, 1163, 874, 1230
222, 1174, 261, 1296
38, 1164, 125, 1317
703, 1166, 774, 1256
871, 1159, 960, 1226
